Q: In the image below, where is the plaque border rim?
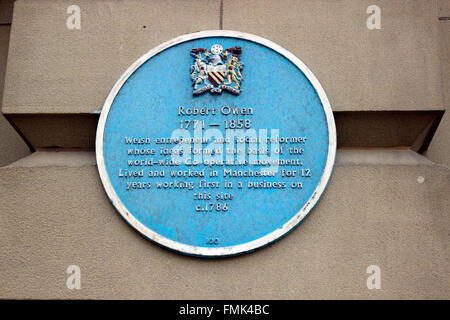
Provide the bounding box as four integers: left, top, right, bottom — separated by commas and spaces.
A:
96, 30, 337, 257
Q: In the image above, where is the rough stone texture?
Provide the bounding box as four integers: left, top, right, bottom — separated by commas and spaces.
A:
426, 20, 450, 167
1, 0, 449, 300
2, 0, 443, 114
0, 115, 27, 167
2, 0, 446, 152
438, 0, 450, 17
223, 0, 443, 112
2, 0, 221, 114
0, 151, 448, 299
0, 24, 30, 166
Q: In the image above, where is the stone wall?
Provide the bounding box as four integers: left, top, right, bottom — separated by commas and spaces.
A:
0, 0, 448, 299
0, 0, 29, 166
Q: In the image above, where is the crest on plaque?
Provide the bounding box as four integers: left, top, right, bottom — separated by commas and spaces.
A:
190, 44, 244, 95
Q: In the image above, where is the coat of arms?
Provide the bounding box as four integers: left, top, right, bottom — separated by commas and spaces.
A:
190, 44, 244, 95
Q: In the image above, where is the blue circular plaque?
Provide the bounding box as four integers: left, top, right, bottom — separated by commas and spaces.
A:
96, 31, 336, 257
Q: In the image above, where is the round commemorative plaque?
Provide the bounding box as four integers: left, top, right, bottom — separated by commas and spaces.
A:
96, 30, 336, 257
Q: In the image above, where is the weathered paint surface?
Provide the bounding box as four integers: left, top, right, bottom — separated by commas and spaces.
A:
98, 32, 335, 256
